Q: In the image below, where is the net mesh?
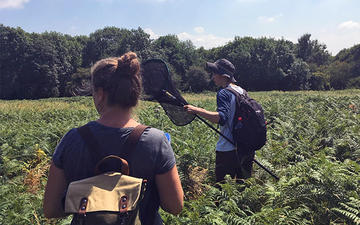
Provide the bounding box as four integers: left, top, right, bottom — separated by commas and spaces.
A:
141, 59, 195, 126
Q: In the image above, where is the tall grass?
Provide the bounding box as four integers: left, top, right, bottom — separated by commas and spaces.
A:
0, 90, 359, 224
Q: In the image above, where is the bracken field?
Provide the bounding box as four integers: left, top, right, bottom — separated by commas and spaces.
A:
0, 90, 359, 225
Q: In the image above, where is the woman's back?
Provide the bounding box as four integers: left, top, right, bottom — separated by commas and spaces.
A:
53, 121, 176, 224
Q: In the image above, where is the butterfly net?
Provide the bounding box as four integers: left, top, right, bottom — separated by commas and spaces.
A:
140, 59, 195, 126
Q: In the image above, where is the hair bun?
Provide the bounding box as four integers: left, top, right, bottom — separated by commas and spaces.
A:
116, 52, 139, 78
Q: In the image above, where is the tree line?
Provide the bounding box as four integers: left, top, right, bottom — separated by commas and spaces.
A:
1, 24, 359, 99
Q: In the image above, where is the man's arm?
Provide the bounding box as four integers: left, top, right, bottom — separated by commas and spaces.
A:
184, 105, 220, 124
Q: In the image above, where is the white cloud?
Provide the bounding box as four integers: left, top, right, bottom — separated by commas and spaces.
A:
68, 26, 79, 35
194, 26, 205, 34
237, 0, 267, 2
258, 16, 275, 23
135, 0, 171, 2
144, 27, 231, 49
96, 0, 169, 3
177, 32, 232, 49
95, 0, 115, 2
0, 0, 29, 9
338, 20, 360, 29
258, 14, 283, 23
144, 28, 160, 39
295, 25, 360, 55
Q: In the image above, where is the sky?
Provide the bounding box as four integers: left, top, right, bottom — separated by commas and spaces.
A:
1, 0, 360, 55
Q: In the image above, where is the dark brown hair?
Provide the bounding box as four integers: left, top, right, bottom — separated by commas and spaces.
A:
91, 52, 141, 108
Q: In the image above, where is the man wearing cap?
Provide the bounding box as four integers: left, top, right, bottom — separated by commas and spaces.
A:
184, 58, 254, 183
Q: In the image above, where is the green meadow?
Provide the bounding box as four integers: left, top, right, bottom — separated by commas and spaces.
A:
1, 90, 359, 225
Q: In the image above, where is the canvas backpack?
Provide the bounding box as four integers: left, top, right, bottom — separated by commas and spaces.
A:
64, 124, 149, 225
226, 87, 267, 153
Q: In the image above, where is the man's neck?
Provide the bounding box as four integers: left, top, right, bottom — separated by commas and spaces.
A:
222, 82, 233, 88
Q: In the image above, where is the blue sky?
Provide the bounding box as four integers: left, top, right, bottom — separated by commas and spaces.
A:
1, 0, 360, 55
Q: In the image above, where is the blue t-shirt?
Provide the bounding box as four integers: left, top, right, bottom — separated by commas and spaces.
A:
216, 84, 244, 151
52, 121, 176, 225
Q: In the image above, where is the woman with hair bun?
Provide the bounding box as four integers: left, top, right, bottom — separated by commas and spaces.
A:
43, 52, 184, 224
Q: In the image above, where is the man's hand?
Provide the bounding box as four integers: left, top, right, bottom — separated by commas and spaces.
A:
184, 105, 202, 114
184, 105, 220, 124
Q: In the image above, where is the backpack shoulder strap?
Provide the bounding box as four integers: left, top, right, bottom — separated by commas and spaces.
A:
77, 125, 102, 164
77, 124, 149, 163
225, 86, 248, 99
225, 87, 245, 113
122, 124, 149, 159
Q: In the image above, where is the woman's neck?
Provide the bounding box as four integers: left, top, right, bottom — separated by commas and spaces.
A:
97, 106, 139, 128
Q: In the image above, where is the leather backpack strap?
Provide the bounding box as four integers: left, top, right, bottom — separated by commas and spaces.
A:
121, 124, 149, 159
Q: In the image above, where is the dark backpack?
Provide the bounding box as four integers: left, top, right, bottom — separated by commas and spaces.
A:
226, 87, 267, 153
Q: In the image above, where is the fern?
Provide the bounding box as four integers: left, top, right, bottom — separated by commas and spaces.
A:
332, 197, 360, 225
224, 213, 250, 225
2, 92, 360, 225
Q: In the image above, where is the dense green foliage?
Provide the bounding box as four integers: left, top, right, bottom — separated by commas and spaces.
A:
0, 90, 359, 224
1, 24, 360, 100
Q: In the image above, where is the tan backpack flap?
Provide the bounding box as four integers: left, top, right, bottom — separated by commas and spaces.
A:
65, 172, 145, 213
